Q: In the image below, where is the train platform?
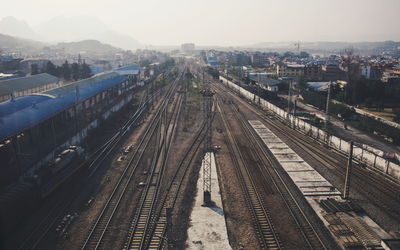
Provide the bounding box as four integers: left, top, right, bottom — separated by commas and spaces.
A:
249, 119, 394, 249
186, 152, 231, 249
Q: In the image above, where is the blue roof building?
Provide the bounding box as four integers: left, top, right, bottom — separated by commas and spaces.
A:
0, 72, 128, 141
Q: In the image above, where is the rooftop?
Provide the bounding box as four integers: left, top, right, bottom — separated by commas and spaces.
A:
113, 65, 143, 76
286, 64, 305, 68
0, 73, 128, 141
0, 73, 59, 96
249, 74, 281, 87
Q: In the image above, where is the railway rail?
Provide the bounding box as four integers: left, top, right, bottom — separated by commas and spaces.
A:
82, 67, 186, 250
123, 68, 186, 250
216, 97, 283, 249
146, 111, 213, 249
16, 80, 166, 250
214, 83, 334, 249
217, 79, 400, 223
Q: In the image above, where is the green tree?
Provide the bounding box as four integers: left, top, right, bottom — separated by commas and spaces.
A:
139, 59, 151, 67
80, 63, 92, 79
71, 63, 80, 81
31, 64, 39, 75
299, 51, 310, 58
62, 60, 71, 80
341, 48, 360, 104
283, 51, 295, 58
45, 61, 58, 77
296, 73, 308, 90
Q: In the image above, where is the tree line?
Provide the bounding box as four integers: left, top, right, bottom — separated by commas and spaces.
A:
32, 61, 92, 81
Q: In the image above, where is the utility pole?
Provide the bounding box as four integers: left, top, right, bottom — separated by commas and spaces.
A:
202, 69, 205, 88
293, 99, 297, 128
343, 141, 354, 199
257, 73, 261, 105
325, 81, 331, 132
202, 73, 214, 206
287, 81, 292, 122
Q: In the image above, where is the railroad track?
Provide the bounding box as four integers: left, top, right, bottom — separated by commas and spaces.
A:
214, 83, 332, 249
81, 93, 171, 249
16, 82, 165, 250
123, 67, 187, 250
146, 112, 212, 249
218, 80, 400, 222
81, 68, 185, 250
214, 78, 400, 247
80, 115, 162, 250
216, 97, 283, 249
232, 104, 329, 249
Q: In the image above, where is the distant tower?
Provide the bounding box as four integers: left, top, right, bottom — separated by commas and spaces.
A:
78, 54, 82, 65
293, 41, 301, 54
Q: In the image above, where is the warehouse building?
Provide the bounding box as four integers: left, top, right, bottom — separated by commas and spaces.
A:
0, 73, 61, 102
0, 66, 143, 187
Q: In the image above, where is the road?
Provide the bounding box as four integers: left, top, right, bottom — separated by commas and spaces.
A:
279, 92, 400, 155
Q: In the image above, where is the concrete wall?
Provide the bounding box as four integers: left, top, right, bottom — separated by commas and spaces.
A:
220, 76, 400, 181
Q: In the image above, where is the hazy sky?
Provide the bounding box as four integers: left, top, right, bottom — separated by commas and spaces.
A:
1, 0, 400, 46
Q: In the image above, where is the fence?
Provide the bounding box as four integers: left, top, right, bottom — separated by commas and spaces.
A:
220, 76, 400, 181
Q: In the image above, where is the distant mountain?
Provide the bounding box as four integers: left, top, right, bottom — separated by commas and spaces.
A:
0, 16, 142, 51
94, 30, 142, 51
0, 33, 124, 57
50, 40, 122, 55
0, 16, 40, 40
35, 15, 142, 50
0, 33, 44, 53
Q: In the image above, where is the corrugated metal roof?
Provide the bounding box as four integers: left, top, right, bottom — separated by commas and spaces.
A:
115, 65, 142, 71
0, 73, 59, 96
43, 72, 118, 97
114, 65, 142, 76
0, 94, 53, 117
0, 74, 128, 141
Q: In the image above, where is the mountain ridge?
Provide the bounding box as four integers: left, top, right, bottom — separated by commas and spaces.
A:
0, 16, 142, 51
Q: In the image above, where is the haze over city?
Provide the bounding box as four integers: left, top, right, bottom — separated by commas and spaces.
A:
1, 1, 400, 250
1, 0, 400, 46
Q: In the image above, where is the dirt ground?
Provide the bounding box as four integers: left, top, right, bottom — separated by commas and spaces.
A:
212, 113, 260, 250
214, 94, 314, 249
59, 71, 208, 249
221, 80, 400, 241
56, 89, 165, 250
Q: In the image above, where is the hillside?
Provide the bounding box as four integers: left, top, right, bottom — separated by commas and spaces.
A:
0, 33, 45, 53
0, 16, 40, 41
50, 40, 122, 55
35, 16, 142, 50
0, 16, 142, 51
